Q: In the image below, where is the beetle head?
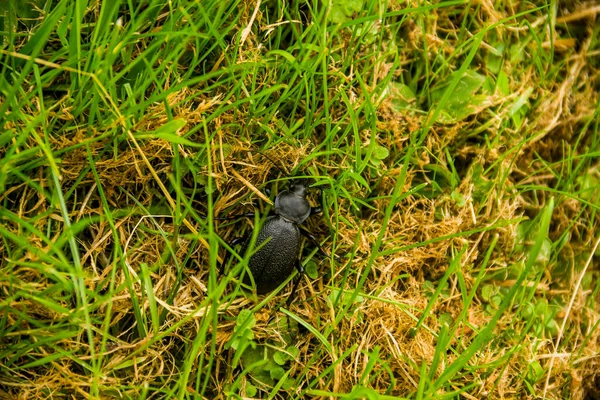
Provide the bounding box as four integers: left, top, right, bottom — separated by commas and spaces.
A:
289, 182, 307, 197
274, 181, 311, 224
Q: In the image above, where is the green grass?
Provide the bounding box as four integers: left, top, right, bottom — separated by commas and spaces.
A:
1, 0, 599, 399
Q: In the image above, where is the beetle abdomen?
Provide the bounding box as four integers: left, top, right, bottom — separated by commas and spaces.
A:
247, 216, 301, 294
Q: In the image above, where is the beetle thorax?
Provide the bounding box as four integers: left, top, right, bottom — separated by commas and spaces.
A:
274, 187, 311, 224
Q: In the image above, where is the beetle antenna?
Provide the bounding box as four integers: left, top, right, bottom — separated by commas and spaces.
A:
258, 150, 292, 179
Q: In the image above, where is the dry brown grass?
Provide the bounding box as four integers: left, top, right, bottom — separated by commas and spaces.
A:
1, 1, 600, 399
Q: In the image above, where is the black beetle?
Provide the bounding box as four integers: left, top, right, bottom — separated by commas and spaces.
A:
223, 179, 325, 305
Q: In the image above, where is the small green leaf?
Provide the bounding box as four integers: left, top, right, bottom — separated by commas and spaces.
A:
273, 345, 299, 366
286, 346, 299, 359
577, 172, 599, 204
327, 288, 364, 308
497, 70, 510, 95
346, 171, 369, 189
267, 49, 297, 64
491, 295, 503, 307
0, 129, 16, 147
423, 280, 436, 294
329, 0, 363, 23
487, 43, 504, 74
135, 119, 202, 147
305, 260, 318, 279
481, 285, 496, 302
439, 313, 453, 326
220, 143, 233, 159
509, 87, 533, 117
431, 69, 490, 123
535, 299, 548, 316
424, 163, 453, 189
241, 346, 264, 366
236, 309, 256, 329
141, 131, 196, 146
282, 377, 295, 390
228, 309, 256, 352
469, 163, 492, 203
329, 6, 347, 24
270, 366, 286, 380
273, 351, 286, 366
533, 238, 551, 268
527, 360, 544, 383
111, 356, 148, 371
389, 82, 417, 111
520, 303, 534, 319
372, 143, 389, 160
11, 0, 43, 19
150, 118, 187, 133
545, 319, 559, 337
245, 383, 257, 397
451, 191, 466, 207
362, 142, 389, 167
345, 0, 363, 14
369, 157, 382, 166
241, 346, 274, 386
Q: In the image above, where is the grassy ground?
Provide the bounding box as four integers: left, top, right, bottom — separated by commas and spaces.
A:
1, 0, 599, 399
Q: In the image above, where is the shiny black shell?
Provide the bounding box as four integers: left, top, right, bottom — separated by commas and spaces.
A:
246, 215, 301, 294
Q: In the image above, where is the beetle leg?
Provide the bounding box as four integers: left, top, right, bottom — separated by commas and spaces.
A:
230, 237, 246, 246
286, 259, 305, 307
298, 226, 338, 259
219, 236, 247, 274
214, 212, 256, 221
